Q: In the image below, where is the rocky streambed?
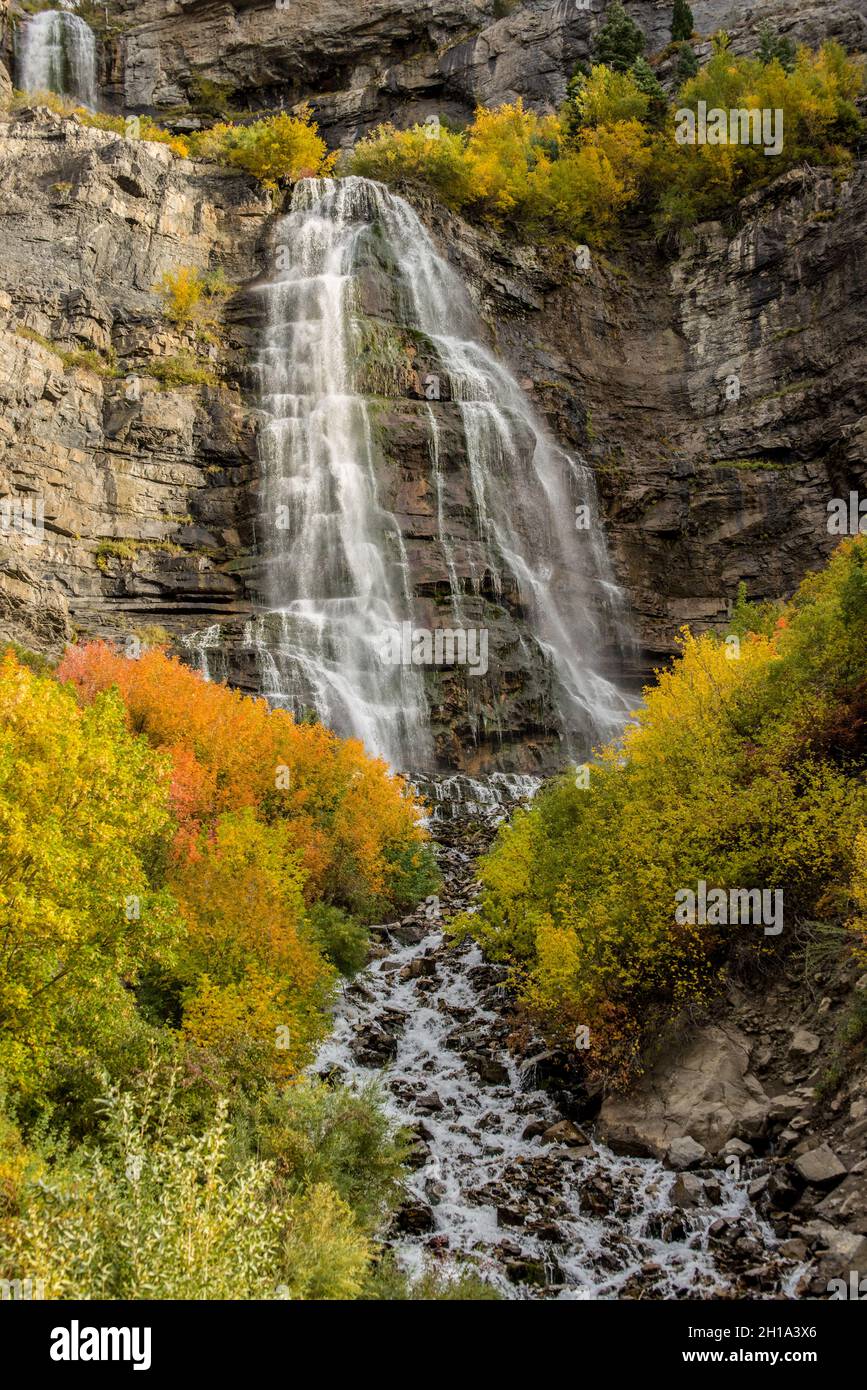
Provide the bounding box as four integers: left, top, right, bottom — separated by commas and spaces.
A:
314, 782, 807, 1300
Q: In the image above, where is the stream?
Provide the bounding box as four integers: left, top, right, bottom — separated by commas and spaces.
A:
315, 778, 800, 1300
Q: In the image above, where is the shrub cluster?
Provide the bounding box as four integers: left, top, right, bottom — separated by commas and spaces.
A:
347, 38, 864, 244
0, 644, 443, 1298
455, 539, 867, 1087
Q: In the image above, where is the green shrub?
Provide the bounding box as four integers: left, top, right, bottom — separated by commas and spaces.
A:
0, 1072, 371, 1299
455, 538, 867, 1087
239, 1080, 409, 1233
307, 903, 370, 977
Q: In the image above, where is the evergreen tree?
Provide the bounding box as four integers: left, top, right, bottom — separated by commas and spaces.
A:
671, 0, 694, 43
593, 1, 645, 73
757, 21, 796, 72
629, 56, 667, 126
674, 41, 699, 83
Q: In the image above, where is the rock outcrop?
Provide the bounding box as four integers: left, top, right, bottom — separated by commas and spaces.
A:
101, 1, 867, 144
0, 108, 269, 657
598, 1023, 771, 1157
434, 160, 867, 661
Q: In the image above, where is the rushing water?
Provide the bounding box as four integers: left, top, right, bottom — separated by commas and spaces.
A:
17, 8, 98, 110
224, 175, 634, 770
314, 791, 799, 1300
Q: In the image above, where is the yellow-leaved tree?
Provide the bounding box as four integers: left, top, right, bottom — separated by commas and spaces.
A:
0, 651, 177, 1095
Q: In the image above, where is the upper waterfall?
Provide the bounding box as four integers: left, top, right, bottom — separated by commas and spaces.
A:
17, 8, 98, 111
238, 175, 633, 770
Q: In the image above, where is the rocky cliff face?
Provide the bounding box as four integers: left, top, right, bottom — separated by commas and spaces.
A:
1, 1, 865, 770
0, 108, 269, 658
99, 0, 866, 143
433, 159, 867, 660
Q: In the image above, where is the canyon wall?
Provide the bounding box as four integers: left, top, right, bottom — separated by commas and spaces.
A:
0, 1, 865, 768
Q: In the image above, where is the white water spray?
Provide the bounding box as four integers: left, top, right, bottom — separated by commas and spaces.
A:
17, 7, 98, 110
199, 175, 633, 769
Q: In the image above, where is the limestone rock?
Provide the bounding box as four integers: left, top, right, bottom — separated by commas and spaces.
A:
794, 1145, 847, 1189
598, 1024, 771, 1158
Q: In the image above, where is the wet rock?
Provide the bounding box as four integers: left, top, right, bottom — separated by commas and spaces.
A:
399, 955, 438, 980
665, 1137, 708, 1171
469, 1055, 509, 1086
392, 921, 427, 946
530, 1221, 564, 1243
496, 1205, 526, 1229
467, 963, 509, 989
563, 1144, 596, 1163
579, 1173, 615, 1216
349, 1021, 400, 1066
393, 1200, 436, 1235
540, 1119, 589, 1148
504, 1258, 554, 1288
403, 1121, 434, 1170
416, 1091, 444, 1114
522, 1119, 548, 1140
671, 1173, 704, 1209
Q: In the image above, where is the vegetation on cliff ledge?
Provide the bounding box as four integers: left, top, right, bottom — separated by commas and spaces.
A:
348, 37, 864, 243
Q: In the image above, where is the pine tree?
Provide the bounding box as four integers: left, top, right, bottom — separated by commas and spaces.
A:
671, 0, 694, 43
757, 21, 796, 72
629, 57, 667, 126
674, 41, 699, 83
593, 1, 645, 73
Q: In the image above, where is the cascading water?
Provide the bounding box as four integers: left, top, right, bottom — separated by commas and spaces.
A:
235, 175, 633, 770
245, 177, 432, 769
315, 827, 803, 1299
16, 6, 98, 111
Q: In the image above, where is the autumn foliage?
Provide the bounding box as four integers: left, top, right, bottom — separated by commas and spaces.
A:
0, 643, 434, 1099
457, 538, 867, 1087
348, 41, 864, 245
56, 641, 432, 913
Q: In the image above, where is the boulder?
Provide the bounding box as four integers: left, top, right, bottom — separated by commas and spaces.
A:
598, 1025, 771, 1158
540, 1119, 589, 1148
671, 1173, 704, 1208
794, 1145, 847, 1188
665, 1136, 708, 1171
788, 1028, 821, 1064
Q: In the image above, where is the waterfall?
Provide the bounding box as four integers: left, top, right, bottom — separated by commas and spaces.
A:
209, 175, 633, 770
246, 177, 434, 768
17, 8, 98, 111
